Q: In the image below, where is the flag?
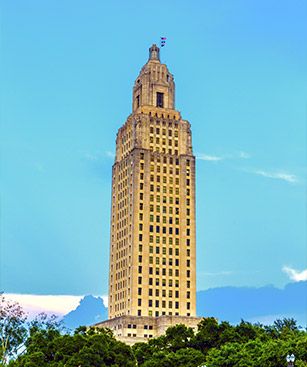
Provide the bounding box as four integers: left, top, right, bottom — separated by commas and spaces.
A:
160, 37, 166, 47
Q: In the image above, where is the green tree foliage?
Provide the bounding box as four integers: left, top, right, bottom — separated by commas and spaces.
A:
0, 294, 27, 365
10, 325, 136, 367
134, 318, 307, 367
2, 295, 306, 367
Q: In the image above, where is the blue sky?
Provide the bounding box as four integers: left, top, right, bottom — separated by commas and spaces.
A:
1, 0, 306, 299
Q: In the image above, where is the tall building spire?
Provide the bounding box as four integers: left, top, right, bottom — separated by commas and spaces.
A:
149, 44, 160, 61
96, 44, 200, 344
132, 45, 175, 112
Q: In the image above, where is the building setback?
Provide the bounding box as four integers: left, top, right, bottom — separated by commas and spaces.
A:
96, 44, 201, 344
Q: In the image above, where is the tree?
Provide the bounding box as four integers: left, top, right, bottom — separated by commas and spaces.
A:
10, 326, 136, 367
0, 294, 27, 365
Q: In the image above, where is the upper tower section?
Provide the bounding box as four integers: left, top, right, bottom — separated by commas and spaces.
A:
132, 44, 175, 113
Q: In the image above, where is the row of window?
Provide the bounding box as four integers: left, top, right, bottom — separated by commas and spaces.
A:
138, 245, 191, 257
138, 288, 191, 299
127, 333, 154, 338
148, 215, 190, 224
127, 324, 153, 330
146, 300, 191, 309
149, 136, 179, 148
149, 127, 178, 137
140, 153, 182, 166
139, 236, 191, 246
138, 277, 191, 286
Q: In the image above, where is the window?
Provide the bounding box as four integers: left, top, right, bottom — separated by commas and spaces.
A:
156, 92, 164, 108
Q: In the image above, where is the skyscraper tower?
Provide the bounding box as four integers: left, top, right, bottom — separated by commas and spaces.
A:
97, 45, 201, 343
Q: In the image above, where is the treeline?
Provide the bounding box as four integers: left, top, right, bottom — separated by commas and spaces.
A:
1, 295, 306, 366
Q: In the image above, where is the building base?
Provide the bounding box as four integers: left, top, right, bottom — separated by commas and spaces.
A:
94, 315, 203, 345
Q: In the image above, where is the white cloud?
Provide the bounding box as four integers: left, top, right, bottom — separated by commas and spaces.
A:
238, 151, 251, 159
83, 150, 115, 161
105, 151, 115, 159
253, 170, 298, 183
197, 154, 224, 161
84, 153, 99, 161
101, 295, 108, 307
5, 294, 83, 318
282, 266, 307, 281
4, 294, 109, 319
196, 151, 250, 162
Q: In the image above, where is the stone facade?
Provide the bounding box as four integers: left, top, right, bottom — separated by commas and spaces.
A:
95, 315, 201, 346
95, 44, 201, 343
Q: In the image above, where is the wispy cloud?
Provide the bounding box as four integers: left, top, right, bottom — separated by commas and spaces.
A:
197, 154, 224, 162
238, 151, 251, 159
196, 151, 250, 162
252, 170, 298, 184
84, 153, 99, 161
200, 270, 234, 277
105, 151, 115, 159
83, 150, 115, 161
4, 294, 108, 319
282, 266, 307, 282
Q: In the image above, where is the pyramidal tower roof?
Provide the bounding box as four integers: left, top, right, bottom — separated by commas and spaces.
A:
132, 44, 175, 112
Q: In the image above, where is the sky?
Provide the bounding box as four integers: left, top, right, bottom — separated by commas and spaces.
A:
1, 0, 307, 312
